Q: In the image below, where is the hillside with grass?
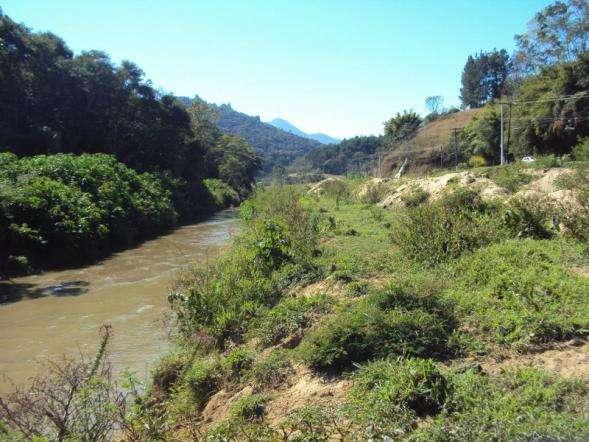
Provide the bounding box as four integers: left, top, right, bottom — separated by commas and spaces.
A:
97, 155, 586, 440
382, 109, 481, 174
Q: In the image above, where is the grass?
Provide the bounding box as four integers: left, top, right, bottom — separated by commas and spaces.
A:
444, 239, 589, 349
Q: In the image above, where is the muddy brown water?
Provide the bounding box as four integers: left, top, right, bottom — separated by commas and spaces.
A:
0, 211, 238, 394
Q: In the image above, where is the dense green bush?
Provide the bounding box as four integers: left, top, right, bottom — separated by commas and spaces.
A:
390, 188, 507, 266
183, 357, 220, 409
203, 178, 240, 208
0, 153, 176, 276
230, 393, 268, 422
484, 165, 533, 193
301, 283, 455, 372
417, 368, 589, 441
348, 358, 449, 434
444, 239, 589, 348
249, 293, 332, 347
249, 350, 294, 388
573, 137, 589, 161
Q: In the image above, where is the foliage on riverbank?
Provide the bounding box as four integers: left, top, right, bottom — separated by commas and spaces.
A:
0, 153, 178, 276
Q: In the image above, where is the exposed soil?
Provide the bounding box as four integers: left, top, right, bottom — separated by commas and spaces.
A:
476, 339, 589, 379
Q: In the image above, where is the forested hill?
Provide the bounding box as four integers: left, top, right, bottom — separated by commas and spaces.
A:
179, 97, 321, 173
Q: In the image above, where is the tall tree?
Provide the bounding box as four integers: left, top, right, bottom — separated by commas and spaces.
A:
460, 50, 509, 108
513, 0, 589, 76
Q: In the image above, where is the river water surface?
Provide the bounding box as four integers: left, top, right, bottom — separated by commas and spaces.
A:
0, 211, 238, 394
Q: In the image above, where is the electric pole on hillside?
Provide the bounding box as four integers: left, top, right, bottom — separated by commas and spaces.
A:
500, 103, 505, 165
453, 128, 459, 169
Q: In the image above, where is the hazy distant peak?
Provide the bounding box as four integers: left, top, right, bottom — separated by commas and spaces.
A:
268, 118, 340, 144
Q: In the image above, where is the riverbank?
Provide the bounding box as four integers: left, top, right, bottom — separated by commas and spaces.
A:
133, 162, 588, 439
0, 211, 238, 394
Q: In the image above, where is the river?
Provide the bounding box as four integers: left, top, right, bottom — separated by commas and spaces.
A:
0, 210, 238, 394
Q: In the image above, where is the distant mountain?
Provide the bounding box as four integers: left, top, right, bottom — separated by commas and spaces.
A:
268, 118, 340, 145
178, 97, 320, 173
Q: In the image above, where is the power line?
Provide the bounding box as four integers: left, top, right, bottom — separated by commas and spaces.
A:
499, 91, 589, 105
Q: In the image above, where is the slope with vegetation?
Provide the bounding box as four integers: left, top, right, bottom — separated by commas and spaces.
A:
133, 156, 588, 440
7, 157, 584, 440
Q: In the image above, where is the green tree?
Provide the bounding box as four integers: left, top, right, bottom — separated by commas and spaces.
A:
513, 0, 589, 76
384, 111, 422, 144
460, 50, 509, 108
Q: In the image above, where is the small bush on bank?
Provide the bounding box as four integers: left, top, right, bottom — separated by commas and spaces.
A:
391, 188, 507, 266
416, 368, 589, 441
504, 194, 558, 239
301, 283, 455, 372
230, 393, 268, 422
221, 347, 255, 383
348, 358, 449, 434
249, 350, 294, 388
401, 186, 429, 207
444, 239, 589, 348
572, 137, 589, 161
249, 293, 332, 347
184, 357, 220, 409
485, 165, 534, 192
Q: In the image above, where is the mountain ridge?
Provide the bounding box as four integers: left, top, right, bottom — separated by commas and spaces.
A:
268, 118, 340, 144
177, 97, 321, 173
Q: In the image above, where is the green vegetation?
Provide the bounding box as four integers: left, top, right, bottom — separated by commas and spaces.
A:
445, 239, 588, 349
0, 153, 176, 275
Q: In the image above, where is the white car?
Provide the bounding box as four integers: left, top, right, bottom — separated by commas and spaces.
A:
521, 156, 535, 163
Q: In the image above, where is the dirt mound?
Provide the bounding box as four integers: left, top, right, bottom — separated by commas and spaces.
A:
479, 339, 589, 379
309, 177, 347, 195
377, 171, 507, 209
265, 366, 350, 426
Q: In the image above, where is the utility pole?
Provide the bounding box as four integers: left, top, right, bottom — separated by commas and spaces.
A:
453, 128, 459, 169
500, 102, 505, 165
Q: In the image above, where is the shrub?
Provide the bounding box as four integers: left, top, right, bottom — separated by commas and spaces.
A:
203, 178, 240, 208
468, 155, 487, 168
348, 358, 449, 434
0, 153, 176, 276
221, 347, 255, 383
444, 239, 589, 348
230, 393, 268, 422
250, 294, 332, 347
417, 368, 589, 441
572, 137, 589, 161
390, 188, 507, 266
249, 350, 294, 388
302, 284, 455, 372
151, 353, 187, 395
401, 186, 429, 207
184, 357, 220, 408
485, 165, 533, 192
504, 194, 558, 239
346, 280, 370, 297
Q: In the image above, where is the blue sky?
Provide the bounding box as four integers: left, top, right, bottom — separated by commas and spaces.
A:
3, 0, 552, 138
